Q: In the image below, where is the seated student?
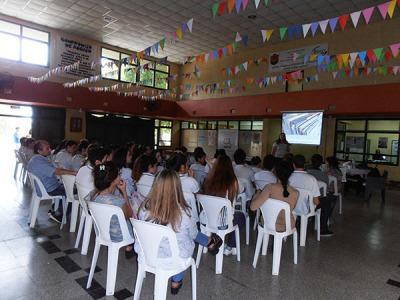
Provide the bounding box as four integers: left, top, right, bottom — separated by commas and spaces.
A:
24, 138, 35, 163
254, 154, 277, 188
54, 140, 78, 169
27, 140, 76, 223
71, 139, 89, 171
135, 169, 222, 295
167, 153, 199, 195
154, 150, 166, 173
203, 154, 245, 256
233, 148, 255, 182
76, 146, 107, 196
307, 154, 330, 187
250, 156, 262, 173
289, 154, 334, 236
251, 160, 298, 232
325, 156, 343, 193
189, 147, 210, 187
132, 154, 158, 192
91, 162, 135, 258
112, 147, 134, 198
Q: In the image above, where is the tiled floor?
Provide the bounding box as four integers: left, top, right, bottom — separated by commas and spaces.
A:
1, 163, 400, 299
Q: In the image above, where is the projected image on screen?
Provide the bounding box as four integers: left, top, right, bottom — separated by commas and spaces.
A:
282, 112, 323, 145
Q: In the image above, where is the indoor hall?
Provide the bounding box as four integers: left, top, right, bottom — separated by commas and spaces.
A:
0, 0, 400, 299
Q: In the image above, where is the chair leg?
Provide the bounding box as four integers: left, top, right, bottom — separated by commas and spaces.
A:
191, 261, 197, 300
262, 233, 269, 256
245, 215, 250, 245
75, 212, 85, 248
339, 194, 342, 214
272, 236, 283, 276
60, 198, 67, 230
316, 212, 321, 242
154, 273, 169, 300
215, 237, 225, 274
252, 229, 263, 268
293, 232, 298, 265
253, 209, 259, 231
133, 264, 145, 300
81, 216, 92, 255
195, 244, 203, 268
299, 215, 308, 247
86, 241, 100, 289
69, 200, 79, 232
29, 199, 40, 228
235, 228, 240, 262
105, 246, 119, 296
202, 231, 210, 254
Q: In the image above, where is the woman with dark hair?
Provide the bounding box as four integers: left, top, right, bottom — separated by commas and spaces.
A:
113, 147, 134, 198
167, 153, 199, 195
92, 161, 135, 257
272, 133, 290, 159
203, 154, 245, 256
132, 154, 158, 190
71, 139, 89, 171
251, 160, 298, 232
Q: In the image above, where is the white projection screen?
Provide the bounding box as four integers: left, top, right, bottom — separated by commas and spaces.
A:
282, 111, 324, 145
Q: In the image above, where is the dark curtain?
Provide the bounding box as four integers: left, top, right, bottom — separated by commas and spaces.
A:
31, 107, 65, 148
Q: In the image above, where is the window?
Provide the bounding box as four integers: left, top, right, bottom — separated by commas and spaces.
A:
101, 48, 137, 82
100, 47, 169, 90
0, 20, 49, 66
155, 119, 172, 148
335, 118, 400, 165
179, 120, 263, 131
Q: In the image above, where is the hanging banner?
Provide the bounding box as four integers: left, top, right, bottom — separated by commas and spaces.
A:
269, 43, 328, 72
56, 35, 97, 78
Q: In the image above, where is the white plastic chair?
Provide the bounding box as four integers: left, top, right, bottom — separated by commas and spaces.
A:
74, 183, 93, 255
328, 175, 343, 214
252, 199, 297, 275
27, 172, 66, 229
131, 219, 197, 300
317, 181, 327, 197
86, 202, 134, 296
195, 194, 240, 274
235, 192, 250, 245
293, 188, 320, 247
61, 175, 79, 232
14, 150, 22, 179
183, 192, 199, 222
254, 178, 276, 230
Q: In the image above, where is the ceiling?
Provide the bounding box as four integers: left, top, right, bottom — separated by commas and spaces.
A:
0, 0, 392, 63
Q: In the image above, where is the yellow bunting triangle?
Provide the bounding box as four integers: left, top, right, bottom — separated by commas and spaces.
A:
341, 53, 350, 67
266, 29, 274, 41
177, 27, 183, 39
388, 0, 396, 18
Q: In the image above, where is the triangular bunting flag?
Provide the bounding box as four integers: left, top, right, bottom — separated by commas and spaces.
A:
378, 1, 390, 19
362, 7, 374, 24
367, 49, 376, 64
205, 53, 209, 63
264, 0, 269, 5
388, 0, 397, 18
311, 22, 319, 36
332, 71, 338, 79
254, 0, 260, 9
242, 35, 249, 46
341, 53, 350, 67
279, 27, 287, 40
228, 0, 235, 13
374, 48, 384, 61
243, 0, 249, 10
212, 2, 219, 17
393, 66, 399, 75
358, 50, 367, 65
338, 14, 349, 30
390, 43, 400, 57
319, 20, 329, 34
218, 1, 227, 16
243, 61, 248, 70
159, 38, 165, 50
329, 17, 339, 32
266, 29, 274, 41
186, 18, 193, 33
350, 11, 361, 28
261, 30, 267, 42
302, 23, 311, 38
235, 32, 242, 42
176, 27, 183, 39
349, 52, 358, 68
235, 0, 242, 13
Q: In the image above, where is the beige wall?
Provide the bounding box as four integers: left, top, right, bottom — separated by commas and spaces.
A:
182, 17, 400, 100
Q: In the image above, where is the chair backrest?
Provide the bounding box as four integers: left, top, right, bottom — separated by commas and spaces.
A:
131, 219, 182, 268
197, 194, 234, 231
137, 183, 152, 198
61, 175, 76, 202
238, 177, 255, 200
183, 192, 198, 215
339, 167, 347, 183
295, 188, 316, 215
88, 201, 132, 243
259, 198, 292, 234
28, 172, 51, 199
365, 177, 385, 191
75, 182, 92, 216
317, 181, 327, 197
328, 175, 338, 195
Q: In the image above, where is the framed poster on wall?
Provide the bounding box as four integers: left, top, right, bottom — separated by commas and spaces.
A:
217, 129, 238, 158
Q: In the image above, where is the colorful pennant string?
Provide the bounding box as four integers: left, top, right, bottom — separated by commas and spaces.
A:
212, 0, 276, 17
28, 61, 81, 84
260, 0, 399, 42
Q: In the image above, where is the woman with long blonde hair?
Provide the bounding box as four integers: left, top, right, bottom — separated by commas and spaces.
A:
135, 169, 222, 295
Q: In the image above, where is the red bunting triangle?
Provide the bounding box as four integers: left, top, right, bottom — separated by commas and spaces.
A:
385, 50, 392, 61
338, 14, 349, 30
218, 1, 227, 16
218, 48, 223, 58
367, 49, 376, 64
